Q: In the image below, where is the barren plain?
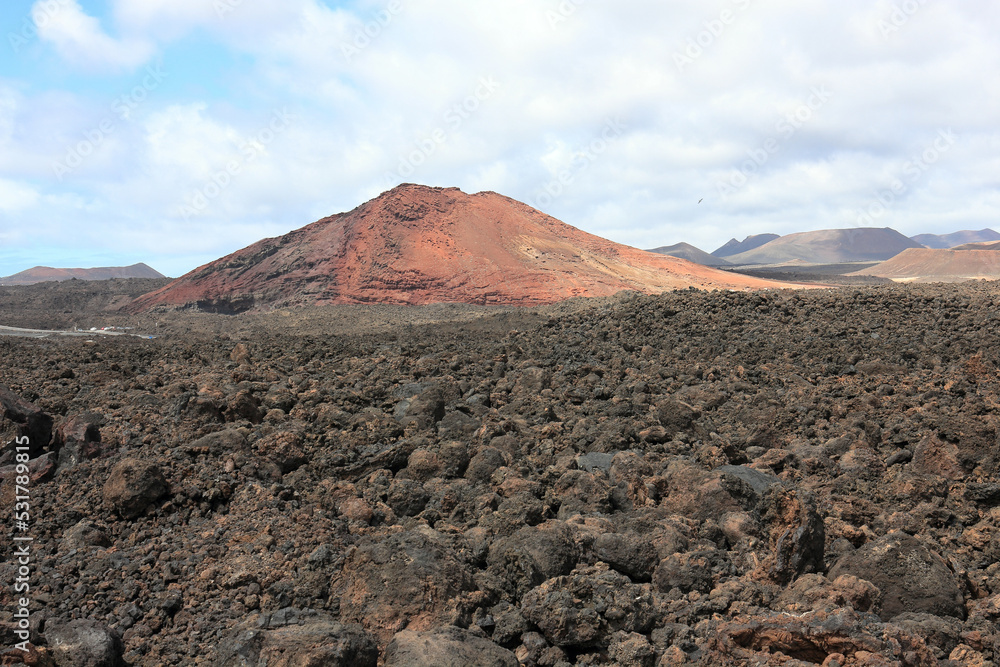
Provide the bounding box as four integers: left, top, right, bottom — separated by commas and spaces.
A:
1, 278, 999, 666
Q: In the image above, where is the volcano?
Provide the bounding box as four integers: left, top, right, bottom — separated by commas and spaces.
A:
129, 184, 796, 312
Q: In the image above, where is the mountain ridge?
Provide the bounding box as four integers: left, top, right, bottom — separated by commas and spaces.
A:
0, 263, 164, 286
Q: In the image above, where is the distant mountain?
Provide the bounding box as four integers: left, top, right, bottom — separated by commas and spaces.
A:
911, 229, 1000, 249
0, 263, 165, 286
850, 247, 1000, 282
646, 242, 731, 266
724, 228, 922, 266
953, 240, 1000, 250
127, 184, 793, 313
711, 234, 780, 258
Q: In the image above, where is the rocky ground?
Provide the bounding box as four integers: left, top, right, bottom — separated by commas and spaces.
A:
1, 280, 1000, 666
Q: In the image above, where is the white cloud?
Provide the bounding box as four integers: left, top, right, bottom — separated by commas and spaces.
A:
4, 1, 1000, 273
0, 179, 40, 212
32, 0, 154, 71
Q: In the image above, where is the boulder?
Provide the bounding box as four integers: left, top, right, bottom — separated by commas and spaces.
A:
45, 619, 124, 667
102, 459, 169, 519
384, 626, 518, 666
61, 520, 112, 550
520, 563, 656, 648
0, 384, 52, 456
756, 485, 825, 585
55, 413, 104, 468
334, 531, 478, 642
216, 610, 378, 667
827, 532, 965, 621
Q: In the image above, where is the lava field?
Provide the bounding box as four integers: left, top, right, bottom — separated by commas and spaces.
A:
2, 282, 1000, 666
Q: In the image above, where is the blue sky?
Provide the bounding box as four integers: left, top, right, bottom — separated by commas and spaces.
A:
1, 0, 998, 277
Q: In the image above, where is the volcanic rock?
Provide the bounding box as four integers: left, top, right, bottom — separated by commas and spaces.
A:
128, 184, 797, 312
383, 626, 518, 667
520, 563, 656, 648
102, 459, 170, 519
333, 530, 479, 642
216, 611, 378, 667
5, 278, 1000, 665
54, 412, 104, 468
827, 532, 966, 621
0, 384, 53, 456
44, 618, 125, 667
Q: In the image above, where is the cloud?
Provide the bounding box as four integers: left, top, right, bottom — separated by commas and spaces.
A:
4, 1, 1000, 274
0, 178, 40, 212
32, 0, 154, 71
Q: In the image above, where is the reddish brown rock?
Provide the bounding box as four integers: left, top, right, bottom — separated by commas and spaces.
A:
0, 384, 52, 457
102, 459, 170, 519
333, 530, 479, 643
912, 434, 966, 480
54, 413, 104, 468
708, 609, 937, 666
128, 185, 803, 312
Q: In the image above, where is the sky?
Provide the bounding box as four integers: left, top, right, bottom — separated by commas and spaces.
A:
1, 0, 998, 278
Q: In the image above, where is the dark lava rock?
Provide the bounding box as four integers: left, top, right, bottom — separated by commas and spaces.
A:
655, 398, 699, 437
708, 608, 938, 666
384, 626, 518, 666
254, 431, 307, 473
216, 611, 378, 667
653, 549, 731, 595
593, 531, 659, 582
521, 564, 656, 648
45, 618, 124, 667
0, 383, 53, 456
827, 532, 966, 621
55, 412, 104, 468
189, 428, 248, 456
61, 520, 112, 550
334, 531, 478, 642
465, 447, 506, 483
756, 485, 825, 585
102, 458, 169, 519
715, 464, 781, 498
487, 521, 579, 597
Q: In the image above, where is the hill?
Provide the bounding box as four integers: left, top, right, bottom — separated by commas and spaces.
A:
645, 242, 730, 266
723, 228, 922, 265
952, 240, 1000, 251
711, 233, 780, 257
911, 229, 1000, 249
849, 247, 1000, 282
128, 184, 799, 313
0, 263, 164, 285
